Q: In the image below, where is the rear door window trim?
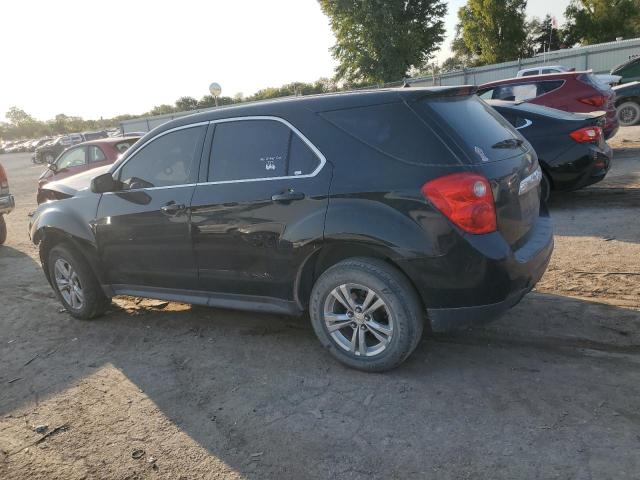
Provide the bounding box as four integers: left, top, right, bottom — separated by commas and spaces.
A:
201, 116, 327, 185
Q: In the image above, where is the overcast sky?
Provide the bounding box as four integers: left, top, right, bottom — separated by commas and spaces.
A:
1, 0, 570, 122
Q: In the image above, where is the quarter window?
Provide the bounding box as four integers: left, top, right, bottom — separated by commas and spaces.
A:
208, 120, 321, 182
89, 146, 106, 163
119, 125, 206, 189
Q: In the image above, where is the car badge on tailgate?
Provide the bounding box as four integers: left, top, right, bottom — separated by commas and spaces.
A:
519, 165, 542, 196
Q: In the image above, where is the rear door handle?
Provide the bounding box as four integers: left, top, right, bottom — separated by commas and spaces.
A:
271, 190, 305, 202
161, 202, 186, 215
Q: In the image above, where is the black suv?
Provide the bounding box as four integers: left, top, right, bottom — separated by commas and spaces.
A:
30, 87, 553, 371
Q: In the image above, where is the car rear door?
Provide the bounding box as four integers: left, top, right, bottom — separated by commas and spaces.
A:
95, 124, 207, 290
190, 117, 332, 302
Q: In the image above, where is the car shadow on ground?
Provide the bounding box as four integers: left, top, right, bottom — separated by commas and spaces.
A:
1, 289, 639, 478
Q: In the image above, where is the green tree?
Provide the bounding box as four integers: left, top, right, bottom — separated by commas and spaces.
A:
456, 0, 528, 66
528, 15, 563, 54
6, 107, 35, 126
175, 96, 199, 111
148, 104, 176, 116
319, 0, 447, 84
564, 0, 640, 45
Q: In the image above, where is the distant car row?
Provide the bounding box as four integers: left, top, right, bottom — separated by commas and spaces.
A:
0, 129, 128, 156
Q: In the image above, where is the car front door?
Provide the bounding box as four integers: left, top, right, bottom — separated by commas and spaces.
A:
95, 123, 207, 290
190, 117, 332, 303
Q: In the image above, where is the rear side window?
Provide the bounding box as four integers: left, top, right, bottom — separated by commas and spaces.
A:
89, 145, 106, 163
208, 120, 321, 182
119, 125, 206, 188
521, 70, 539, 77
114, 139, 139, 154
485, 80, 564, 101
320, 102, 457, 166
423, 96, 525, 163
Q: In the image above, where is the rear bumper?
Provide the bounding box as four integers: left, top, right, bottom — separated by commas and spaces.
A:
0, 194, 15, 215
547, 142, 613, 192
397, 210, 554, 332
427, 285, 531, 332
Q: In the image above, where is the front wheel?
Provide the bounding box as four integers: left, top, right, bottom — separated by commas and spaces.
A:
309, 258, 424, 372
48, 243, 110, 320
43, 152, 55, 164
617, 101, 640, 127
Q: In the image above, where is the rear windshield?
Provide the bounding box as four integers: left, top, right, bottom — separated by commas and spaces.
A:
420, 95, 527, 163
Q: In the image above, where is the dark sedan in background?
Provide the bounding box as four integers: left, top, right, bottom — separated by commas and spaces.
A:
479, 71, 619, 139
488, 100, 612, 201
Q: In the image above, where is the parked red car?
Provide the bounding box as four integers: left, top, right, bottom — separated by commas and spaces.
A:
37, 136, 140, 204
478, 71, 619, 139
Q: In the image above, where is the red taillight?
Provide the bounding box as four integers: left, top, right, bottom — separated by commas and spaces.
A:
0, 164, 7, 189
578, 95, 606, 108
421, 173, 497, 235
569, 126, 602, 143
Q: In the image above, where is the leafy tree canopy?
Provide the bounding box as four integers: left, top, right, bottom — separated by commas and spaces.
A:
455, 0, 529, 66
564, 0, 640, 45
319, 0, 447, 84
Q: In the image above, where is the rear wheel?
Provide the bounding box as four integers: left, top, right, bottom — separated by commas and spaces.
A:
309, 258, 423, 372
617, 101, 640, 127
0, 215, 6, 245
48, 243, 110, 320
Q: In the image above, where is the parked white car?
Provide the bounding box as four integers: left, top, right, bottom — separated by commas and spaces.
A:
517, 65, 621, 86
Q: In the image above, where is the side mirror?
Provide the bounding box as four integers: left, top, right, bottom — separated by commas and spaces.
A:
48, 163, 58, 172
90, 172, 118, 193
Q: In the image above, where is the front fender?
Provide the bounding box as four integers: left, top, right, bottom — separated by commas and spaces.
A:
31, 201, 96, 246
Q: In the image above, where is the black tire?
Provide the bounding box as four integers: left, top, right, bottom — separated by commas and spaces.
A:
48, 243, 110, 320
43, 152, 55, 164
541, 172, 551, 203
0, 215, 6, 245
309, 257, 424, 372
617, 101, 640, 127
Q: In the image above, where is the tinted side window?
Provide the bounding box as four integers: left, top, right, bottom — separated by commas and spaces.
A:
537, 80, 564, 95
493, 83, 538, 101
521, 70, 538, 76
208, 120, 320, 181
210, 120, 289, 181
119, 126, 206, 189
321, 102, 455, 166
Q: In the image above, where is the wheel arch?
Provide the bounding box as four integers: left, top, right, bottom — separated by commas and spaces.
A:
615, 95, 640, 107
294, 241, 425, 314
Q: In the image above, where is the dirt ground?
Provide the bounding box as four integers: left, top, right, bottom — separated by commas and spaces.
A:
1, 128, 639, 479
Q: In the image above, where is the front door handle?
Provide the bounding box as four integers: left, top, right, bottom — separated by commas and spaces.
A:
161, 202, 186, 215
271, 190, 305, 202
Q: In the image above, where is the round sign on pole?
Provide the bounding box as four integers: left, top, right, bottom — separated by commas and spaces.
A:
209, 82, 222, 97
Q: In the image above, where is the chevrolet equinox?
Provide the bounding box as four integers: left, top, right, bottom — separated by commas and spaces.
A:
30, 87, 553, 372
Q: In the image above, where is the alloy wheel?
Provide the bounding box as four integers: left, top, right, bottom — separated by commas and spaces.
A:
54, 258, 84, 310
323, 283, 393, 357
